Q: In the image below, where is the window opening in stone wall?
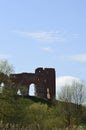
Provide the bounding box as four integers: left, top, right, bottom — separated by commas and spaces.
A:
17, 89, 21, 95
29, 83, 35, 96
0, 82, 4, 93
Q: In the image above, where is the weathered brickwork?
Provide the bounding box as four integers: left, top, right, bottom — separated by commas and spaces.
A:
10, 68, 56, 99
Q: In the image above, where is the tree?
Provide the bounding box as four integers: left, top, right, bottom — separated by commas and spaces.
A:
44, 102, 66, 130
0, 60, 14, 75
58, 81, 86, 126
0, 84, 31, 130
58, 81, 86, 105
71, 81, 86, 105
0, 60, 14, 93
28, 103, 48, 130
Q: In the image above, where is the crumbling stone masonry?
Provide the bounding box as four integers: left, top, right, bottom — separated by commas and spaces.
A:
10, 67, 56, 99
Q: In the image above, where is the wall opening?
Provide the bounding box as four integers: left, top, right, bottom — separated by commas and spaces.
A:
29, 83, 35, 96
17, 89, 21, 95
0, 82, 4, 93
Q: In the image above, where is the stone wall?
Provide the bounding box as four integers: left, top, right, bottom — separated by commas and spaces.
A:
10, 67, 56, 99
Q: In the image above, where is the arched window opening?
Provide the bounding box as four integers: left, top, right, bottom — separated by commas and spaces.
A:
17, 89, 21, 95
0, 82, 4, 93
1, 82, 4, 87
29, 83, 35, 96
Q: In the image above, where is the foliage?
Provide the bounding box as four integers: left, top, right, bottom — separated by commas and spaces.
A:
0, 64, 86, 129
0, 60, 14, 75
58, 81, 86, 105
0, 87, 86, 129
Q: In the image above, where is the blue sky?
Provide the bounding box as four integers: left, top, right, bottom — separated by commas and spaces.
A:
0, 0, 86, 83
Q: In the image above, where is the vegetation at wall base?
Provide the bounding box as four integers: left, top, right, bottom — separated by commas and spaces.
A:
0, 89, 86, 130
0, 60, 86, 130
0, 77, 86, 130
23, 95, 52, 106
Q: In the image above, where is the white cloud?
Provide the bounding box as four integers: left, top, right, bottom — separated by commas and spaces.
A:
60, 54, 86, 62
0, 54, 11, 59
41, 47, 52, 52
56, 76, 82, 96
16, 30, 80, 43
18, 31, 65, 42
56, 76, 86, 104
70, 54, 86, 62
56, 76, 81, 88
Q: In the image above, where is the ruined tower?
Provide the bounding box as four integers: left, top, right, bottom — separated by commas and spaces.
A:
10, 67, 56, 99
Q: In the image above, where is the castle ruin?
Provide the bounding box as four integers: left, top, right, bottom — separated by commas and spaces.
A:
10, 67, 56, 99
